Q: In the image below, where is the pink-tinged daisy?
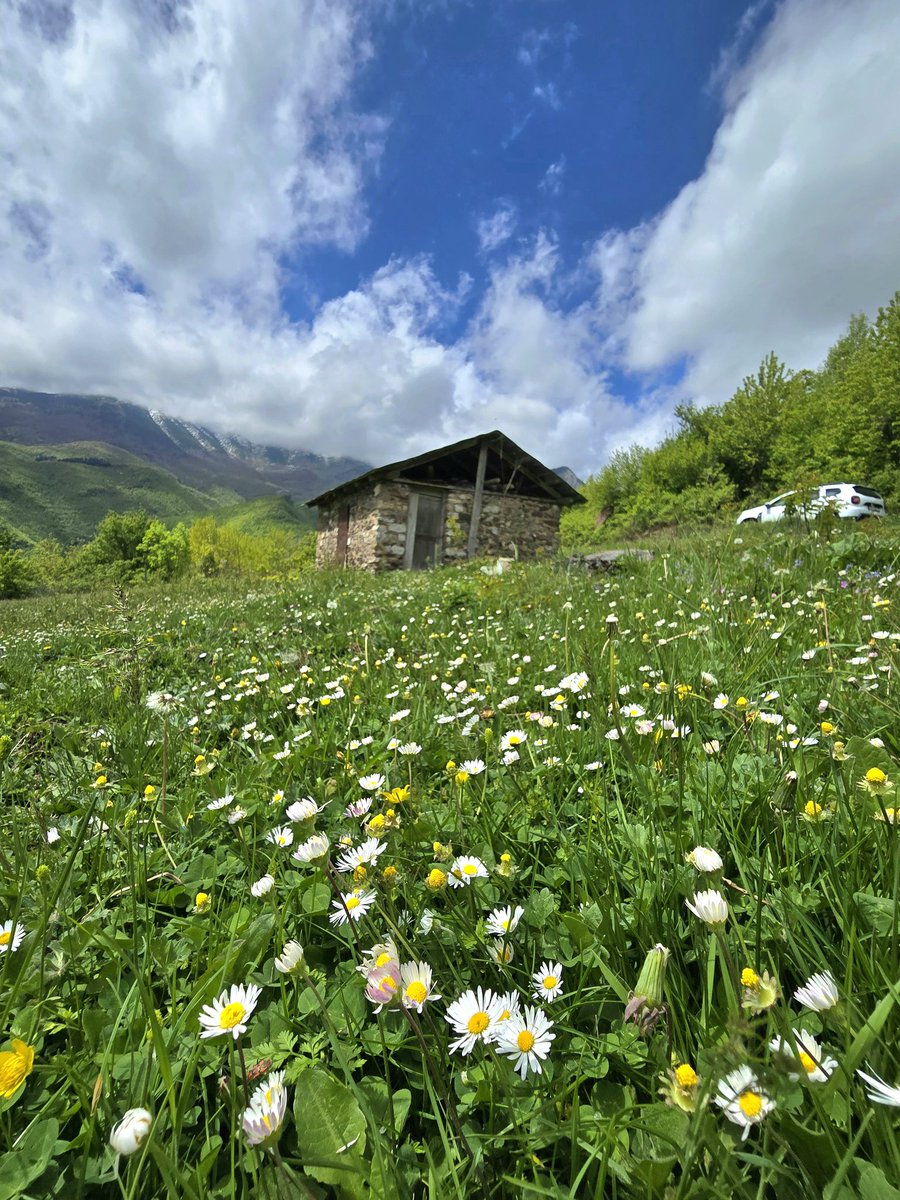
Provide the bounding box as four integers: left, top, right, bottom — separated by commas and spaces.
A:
198, 983, 262, 1041
344, 797, 373, 819
364, 962, 401, 1011
242, 1071, 288, 1147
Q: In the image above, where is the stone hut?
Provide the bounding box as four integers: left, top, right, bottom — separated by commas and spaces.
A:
308, 429, 585, 571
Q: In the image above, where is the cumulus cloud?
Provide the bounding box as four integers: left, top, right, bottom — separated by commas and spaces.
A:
594, 0, 900, 410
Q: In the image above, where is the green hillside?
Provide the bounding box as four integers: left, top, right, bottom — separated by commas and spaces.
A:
213, 494, 316, 537
0, 440, 241, 544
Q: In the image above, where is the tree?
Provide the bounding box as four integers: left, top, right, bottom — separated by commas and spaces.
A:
136, 521, 190, 580
708, 353, 791, 496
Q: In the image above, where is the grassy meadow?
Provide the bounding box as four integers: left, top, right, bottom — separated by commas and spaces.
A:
0, 524, 899, 1198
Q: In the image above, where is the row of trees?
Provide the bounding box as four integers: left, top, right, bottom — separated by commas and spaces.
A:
563, 291, 900, 544
0, 511, 317, 598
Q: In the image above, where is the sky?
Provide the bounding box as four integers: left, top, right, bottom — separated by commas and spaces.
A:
3, 0, 900, 476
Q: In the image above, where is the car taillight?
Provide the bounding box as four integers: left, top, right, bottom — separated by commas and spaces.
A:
851, 495, 861, 504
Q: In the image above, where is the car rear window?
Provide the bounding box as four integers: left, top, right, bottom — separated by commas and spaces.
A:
853, 486, 883, 499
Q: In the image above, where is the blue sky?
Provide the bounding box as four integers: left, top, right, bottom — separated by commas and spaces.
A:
2, 0, 900, 474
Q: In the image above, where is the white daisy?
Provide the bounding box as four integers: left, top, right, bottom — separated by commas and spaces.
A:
328, 889, 377, 926
207, 794, 234, 811
448, 856, 488, 887
198, 983, 262, 1041
499, 730, 527, 751
274, 941, 305, 975
714, 1066, 775, 1140
445, 987, 506, 1056
685, 890, 729, 927
769, 1029, 837, 1083
400, 960, 440, 1012
285, 797, 325, 822
687, 846, 723, 873
335, 837, 387, 874
794, 970, 839, 1012
109, 1107, 153, 1156
857, 1067, 900, 1107
250, 874, 275, 898
398, 742, 422, 756
0, 922, 25, 953
494, 1005, 556, 1078
485, 905, 524, 937
459, 759, 486, 776
531, 962, 564, 1003
266, 825, 294, 848
359, 774, 386, 792
242, 1071, 288, 1147
292, 834, 330, 864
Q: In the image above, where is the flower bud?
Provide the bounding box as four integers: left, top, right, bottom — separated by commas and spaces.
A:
110, 1107, 153, 1156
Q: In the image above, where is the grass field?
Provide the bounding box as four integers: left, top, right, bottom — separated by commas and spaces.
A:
1, 524, 899, 1198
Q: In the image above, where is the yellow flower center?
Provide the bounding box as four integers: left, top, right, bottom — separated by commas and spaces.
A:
516, 1030, 535, 1052
805, 801, 822, 817
467, 1011, 490, 1035
0, 933, 10, 947
406, 981, 428, 1004
741, 968, 760, 988
462, 863, 478, 876
675, 1064, 698, 1088
381, 975, 398, 992
345, 896, 360, 910
375, 952, 393, 968
738, 1091, 763, 1118
218, 1002, 246, 1030
427, 869, 446, 889
867, 767, 887, 784
509, 736, 521, 745
542, 975, 557, 990
455, 771, 469, 784
799, 1051, 817, 1074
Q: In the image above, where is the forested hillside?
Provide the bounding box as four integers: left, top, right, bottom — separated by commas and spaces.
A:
563, 291, 900, 545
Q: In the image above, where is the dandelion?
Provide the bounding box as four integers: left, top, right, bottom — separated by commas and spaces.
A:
660, 1063, 700, 1113
769, 1030, 837, 1082
266, 826, 294, 848
194, 892, 211, 913
685, 890, 729, 927
445, 988, 506, 1056
485, 905, 524, 937
146, 690, 179, 713
199, 983, 262, 1041
687, 846, 723, 873
0, 922, 25, 954
400, 960, 440, 1012
0, 1039, 34, 1099
448, 856, 488, 887
242, 1071, 288, 1148
251, 875, 275, 898
794, 970, 839, 1012
532, 962, 564, 1003
274, 941, 305, 975
494, 1006, 556, 1079
329, 889, 376, 926
856, 1067, 900, 1107
109, 1107, 153, 1156
359, 774, 385, 792
715, 1066, 775, 1140
625, 943, 668, 1031
426, 867, 448, 891
292, 834, 330, 864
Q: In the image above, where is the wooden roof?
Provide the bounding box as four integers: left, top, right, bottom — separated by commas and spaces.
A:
306, 430, 585, 508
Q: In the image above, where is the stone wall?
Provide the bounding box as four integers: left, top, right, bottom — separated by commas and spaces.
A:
316, 479, 563, 571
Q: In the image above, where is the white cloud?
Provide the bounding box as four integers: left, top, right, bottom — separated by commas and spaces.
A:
595, 0, 900, 411
476, 203, 517, 253
540, 155, 566, 196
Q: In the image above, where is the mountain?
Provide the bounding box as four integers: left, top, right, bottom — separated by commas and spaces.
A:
0, 388, 367, 543
553, 465, 584, 490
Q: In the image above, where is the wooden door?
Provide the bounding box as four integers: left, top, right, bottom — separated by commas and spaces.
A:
335, 505, 350, 565
407, 493, 443, 569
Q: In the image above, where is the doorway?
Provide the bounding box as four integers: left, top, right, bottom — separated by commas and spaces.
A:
404, 492, 444, 569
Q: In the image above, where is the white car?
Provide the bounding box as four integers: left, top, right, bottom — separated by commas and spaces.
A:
737, 483, 886, 524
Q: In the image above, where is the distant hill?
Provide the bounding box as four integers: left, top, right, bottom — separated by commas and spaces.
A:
0, 388, 367, 543
553, 466, 584, 489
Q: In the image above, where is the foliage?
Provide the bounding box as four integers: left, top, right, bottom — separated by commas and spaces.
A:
563, 289, 900, 547
1, 533, 899, 1197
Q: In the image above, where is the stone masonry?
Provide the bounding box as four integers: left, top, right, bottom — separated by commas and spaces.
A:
316, 478, 562, 571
